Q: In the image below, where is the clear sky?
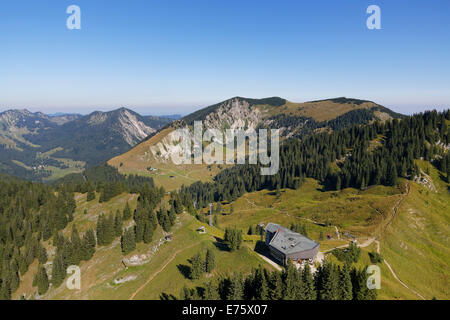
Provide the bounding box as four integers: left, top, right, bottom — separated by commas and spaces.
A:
0, 0, 449, 115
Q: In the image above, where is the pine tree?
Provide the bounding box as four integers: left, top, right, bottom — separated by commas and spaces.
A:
213, 213, 218, 227
168, 207, 177, 226
302, 263, 316, 300
87, 190, 95, 202
339, 263, 353, 300
70, 225, 82, 265
143, 220, 154, 244
121, 228, 136, 255
81, 229, 96, 261
386, 160, 398, 186
205, 248, 216, 273
51, 254, 66, 288
253, 266, 268, 300
37, 243, 48, 264
226, 272, 244, 300
33, 264, 49, 295
268, 271, 283, 300
224, 227, 242, 251
123, 202, 132, 220
190, 253, 204, 280
317, 261, 339, 300
114, 210, 123, 237
283, 261, 297, 300
204, 280, 220, 300
96, 214, 105, 246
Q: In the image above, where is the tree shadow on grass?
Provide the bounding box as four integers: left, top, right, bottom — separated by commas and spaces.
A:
177, 264, 191, 279
160, 292, 178, 300
212, 236, 229, 252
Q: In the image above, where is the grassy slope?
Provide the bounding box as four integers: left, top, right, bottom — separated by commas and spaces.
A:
210, 174, 449, 300
269, 100, 381, 122
108, 127, 224, 190
214, 179, 402, 243
379, 161, 450, 300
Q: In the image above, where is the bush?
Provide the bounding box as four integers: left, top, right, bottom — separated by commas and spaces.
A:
332, 242, 361, 264
368, 251, 383, 264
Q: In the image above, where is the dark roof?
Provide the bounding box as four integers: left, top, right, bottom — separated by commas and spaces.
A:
265, 223, 319, 255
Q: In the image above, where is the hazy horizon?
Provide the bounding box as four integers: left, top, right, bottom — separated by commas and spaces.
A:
1, 0, 449, 116
0, 97, 448, 117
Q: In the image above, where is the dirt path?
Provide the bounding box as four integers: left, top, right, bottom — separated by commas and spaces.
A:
374, 182, 425, 300
254, 251, 283, 271
383, 259, 426, 300
324, 237, 376, 253
376, 182, 410, 241
129, 242, 200, 300
323, 182, 425, 299
334, 226, 340, 239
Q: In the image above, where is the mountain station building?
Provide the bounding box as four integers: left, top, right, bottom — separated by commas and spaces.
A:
265, 223, 320, 266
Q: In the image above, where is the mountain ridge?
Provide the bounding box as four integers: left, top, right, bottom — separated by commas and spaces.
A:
108, 96, 405, 190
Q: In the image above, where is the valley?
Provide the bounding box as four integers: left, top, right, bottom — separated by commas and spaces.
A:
0, 98, 448, 302
0, 108, 173, 181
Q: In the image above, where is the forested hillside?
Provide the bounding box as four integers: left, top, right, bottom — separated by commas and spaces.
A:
181, 110, 450, 209
0, 164, 180, 299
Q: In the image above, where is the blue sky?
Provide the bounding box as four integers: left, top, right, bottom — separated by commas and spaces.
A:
0, 0, 449, 115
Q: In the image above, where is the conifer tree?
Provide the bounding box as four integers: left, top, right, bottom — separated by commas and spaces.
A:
204, 280, 220, 300
226, 272, 244, 300
81, 229, 96, 261
121, 228, 136, 255
213, 213, 219, 226
317, 261, 339, 300
268, 271, 283, 300
123, 202, 132, 220
339, 263, 353, 300
386, 159, 398, 186
253, 266, 269, 300
205, 248, 216, 273
143, 220, 154, 244
168, 206, 177, 226
70, 225, 82, 265
96, 214, 105, 246
302, 263, 316, 300
114, 210, 123, 238
37, 243, 48, 264
51, 254, 66, 288
282, 261, 297, 300
33, 264, 49, 295
190, 253, 204, 280
87, 189, 95, 202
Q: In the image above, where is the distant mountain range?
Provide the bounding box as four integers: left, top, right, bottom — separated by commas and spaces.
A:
0, 108, 173, 181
